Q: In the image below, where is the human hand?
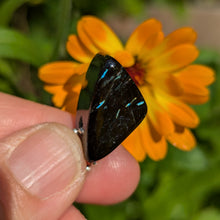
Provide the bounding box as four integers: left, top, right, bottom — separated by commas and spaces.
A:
0, 92, 140, 220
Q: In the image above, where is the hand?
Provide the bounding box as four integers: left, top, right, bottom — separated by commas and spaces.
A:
0, 92, 140, 220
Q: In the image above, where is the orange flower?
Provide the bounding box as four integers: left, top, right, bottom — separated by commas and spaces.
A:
39, 16, 215, 161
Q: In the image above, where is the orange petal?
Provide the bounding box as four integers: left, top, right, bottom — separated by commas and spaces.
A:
74, 63, 89, 77
140, 87, 174, 135
122, 124, 147, 162
126, 117, 168, 161
180, 80, 209, 94
176, 64, 215, 86
181, 94, 209, 105
165, 99, 199, 128
148, 44, 199, 73
63, 72, 87, 93
77, 16, 123, 54
138, 32, 165, 62
43, 64, 87, 109
152, 110, 175, 136
167, 125, 196, 151
144, 118, 167, 161
140, 86, 174, 136
62, 92, 80, 114
66, 35, 94, 63
146, 27, 197, 60
163, 27, 197, 50
176, 69, 211, 104
147, 74, 184, 97
113, 50, 135, 67
39, 61, 81, 84
165, 75, 184, 96
126, 18, 163, 56
44, 85, 67, 107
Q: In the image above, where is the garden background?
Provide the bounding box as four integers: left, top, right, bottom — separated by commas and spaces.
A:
0, 0, 219, 219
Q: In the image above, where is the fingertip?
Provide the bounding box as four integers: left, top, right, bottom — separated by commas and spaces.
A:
0, 93, 75, 139
77, 146, 140, 204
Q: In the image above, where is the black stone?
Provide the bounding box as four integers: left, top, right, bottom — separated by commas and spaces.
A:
81, 54, 147, 162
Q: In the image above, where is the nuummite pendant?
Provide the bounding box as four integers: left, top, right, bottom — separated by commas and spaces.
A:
75, 54, 147, 163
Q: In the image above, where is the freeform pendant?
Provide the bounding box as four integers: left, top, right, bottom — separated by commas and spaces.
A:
74, 54, 147, 163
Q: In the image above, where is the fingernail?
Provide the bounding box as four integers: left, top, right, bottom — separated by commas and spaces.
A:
7, 123, 85, 199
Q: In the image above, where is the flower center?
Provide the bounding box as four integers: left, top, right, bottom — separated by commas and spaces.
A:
125, 62, 145, 86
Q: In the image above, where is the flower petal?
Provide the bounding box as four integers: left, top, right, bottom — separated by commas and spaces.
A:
44, 85, 67, 107
155, 88, 199, 128
180, 81, 209, 96
167, 125, 196, 151
77, 16, 123, 54
145, 27, 197, 61
144, 118, 168, 161
63, 70, 87, 92
113, 50, 135, 67
146, 73, 184, 97
66, 35, 94, 63
181, 94, 209, 105
39, 61, 83, 84
162, 27, 197, 51
42, 65, 87, 109
61, 91, 80, 114
122, 124, 147, 162
165, 75, 184, 96
123, 117, 168, 161
176, 64, 215, 86
148, 44, 199, 73
174, 66, 213, 104
152, 110, 175, 136
163, 98, 199, 128
140, 86, 175, 136
126, 18, 163, 56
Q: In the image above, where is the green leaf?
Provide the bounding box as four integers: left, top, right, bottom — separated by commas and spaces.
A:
193, 208, 220, 220
0, 27, 48, 66
169, 147, 208, 171
52, 0, 72, 59
142, 163, 220, 220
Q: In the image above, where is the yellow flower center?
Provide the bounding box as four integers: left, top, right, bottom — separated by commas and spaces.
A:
126, 62, 145, 86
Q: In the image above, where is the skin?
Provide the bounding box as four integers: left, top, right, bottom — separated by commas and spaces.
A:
0, 92, 140, 220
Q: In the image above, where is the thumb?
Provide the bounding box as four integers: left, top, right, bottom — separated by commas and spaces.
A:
0, 123, 86, 220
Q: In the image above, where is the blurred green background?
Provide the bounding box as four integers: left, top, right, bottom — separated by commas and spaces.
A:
0, 0, 219, 219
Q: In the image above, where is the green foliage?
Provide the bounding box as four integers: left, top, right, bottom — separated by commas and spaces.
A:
72, 0, 146, 17
0, 28, 47, 66
0, 0, 219, 219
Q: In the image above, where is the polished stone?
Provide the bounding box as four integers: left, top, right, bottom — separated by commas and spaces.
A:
80, 54, 147, 162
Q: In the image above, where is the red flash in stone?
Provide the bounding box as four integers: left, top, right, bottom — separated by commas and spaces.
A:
126, 62, 145, 86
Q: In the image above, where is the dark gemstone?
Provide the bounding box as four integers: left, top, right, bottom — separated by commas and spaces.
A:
79, 54, 147, 162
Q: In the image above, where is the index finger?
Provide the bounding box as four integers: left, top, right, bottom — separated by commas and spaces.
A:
0, 92, 74, 139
